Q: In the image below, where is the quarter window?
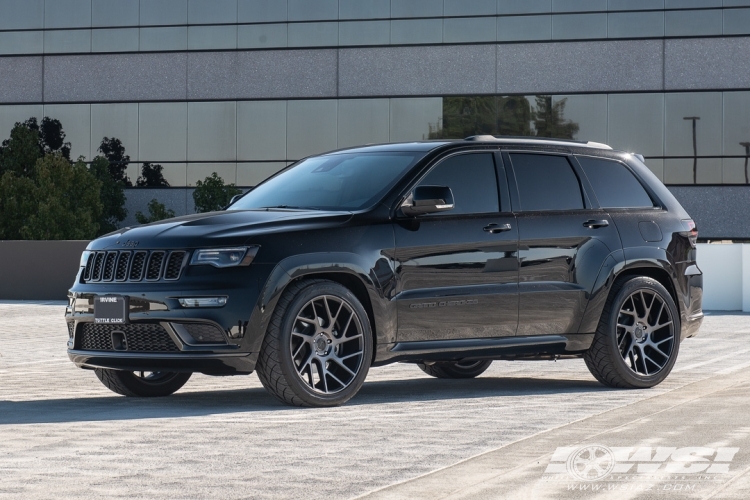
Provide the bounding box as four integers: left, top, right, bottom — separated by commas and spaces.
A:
577, 157, 654, 209
418, 153, 499, 215
510, 154, 584, 211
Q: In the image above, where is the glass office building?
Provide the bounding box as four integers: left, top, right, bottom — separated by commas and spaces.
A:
1, 0, 749, 236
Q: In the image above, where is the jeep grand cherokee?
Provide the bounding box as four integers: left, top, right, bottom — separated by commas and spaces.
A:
65, 136, 703, 407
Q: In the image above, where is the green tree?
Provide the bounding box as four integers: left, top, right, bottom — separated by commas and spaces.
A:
97, 137, 132, 186
135, 199, 176, 224
34, 117, 72, 159
532, 96, 579, 140
0, 117, 73, 177
0, 171, 37, 238
0, 154, 102, 240
136, 162, 170, 187
89, 156, 128, 235
0, 124, 41, 177
498, 96, 533, 136
193, 172, 241, 213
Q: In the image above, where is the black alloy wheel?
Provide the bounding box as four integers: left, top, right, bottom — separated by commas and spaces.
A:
417, 359, 493, 379
94, 368, 192, 397
256, 279, 373, 407
585, 277, 680, 389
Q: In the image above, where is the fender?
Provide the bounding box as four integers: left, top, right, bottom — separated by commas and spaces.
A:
578, 245, 686, 335
243, 252, 396, 355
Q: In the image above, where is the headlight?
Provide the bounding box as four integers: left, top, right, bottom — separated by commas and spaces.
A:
189, 246, 259, 268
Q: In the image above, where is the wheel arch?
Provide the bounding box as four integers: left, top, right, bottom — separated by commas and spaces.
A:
245, 252, 394, 359
578, 247, 683, 334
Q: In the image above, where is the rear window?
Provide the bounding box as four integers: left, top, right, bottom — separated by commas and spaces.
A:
510, 153, 584, 211
577, 157, 654, 209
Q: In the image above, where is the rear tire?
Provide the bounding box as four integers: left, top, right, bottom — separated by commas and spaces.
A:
256, 279, 373, 407
94, 369, 192, 397
417, 360, 492, 379
584, 276, 680, 389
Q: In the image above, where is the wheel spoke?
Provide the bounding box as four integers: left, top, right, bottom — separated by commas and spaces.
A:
339, 352, 362, 361
644, 353, 663, 371
292, 340, 306, 358
330, 358, 357, 377
325, 368, 348, 389
336, 333, 363, 346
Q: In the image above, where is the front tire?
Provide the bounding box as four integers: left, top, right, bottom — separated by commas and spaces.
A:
584, 276, 680, 389
417, 360, 492, 379
256, 279, 373, 407
94, 369, 192, 397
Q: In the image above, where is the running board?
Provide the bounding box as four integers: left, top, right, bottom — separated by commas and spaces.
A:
374, 334, 594, 366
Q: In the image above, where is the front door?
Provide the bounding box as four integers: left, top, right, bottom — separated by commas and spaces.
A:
394, 152, 519, 342
504, 152, 622, 336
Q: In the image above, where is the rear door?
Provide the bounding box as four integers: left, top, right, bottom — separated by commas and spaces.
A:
394, 151, 519, 342
504, 151, 622, 336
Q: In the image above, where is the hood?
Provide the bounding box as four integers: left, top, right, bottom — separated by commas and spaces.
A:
89, 209, 353, 251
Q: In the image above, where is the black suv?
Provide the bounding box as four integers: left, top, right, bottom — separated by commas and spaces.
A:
66, 137, 703, 407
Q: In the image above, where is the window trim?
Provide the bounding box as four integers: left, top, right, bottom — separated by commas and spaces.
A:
503, 150, 594, 213
394, 149, 507, 218
572, 154, 661, 211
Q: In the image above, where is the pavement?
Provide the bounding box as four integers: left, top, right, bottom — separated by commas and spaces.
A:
0, 302, 749, 499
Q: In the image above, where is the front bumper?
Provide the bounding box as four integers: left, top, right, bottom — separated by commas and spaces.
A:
65, 264, 273, 375
68, 349, 257, 375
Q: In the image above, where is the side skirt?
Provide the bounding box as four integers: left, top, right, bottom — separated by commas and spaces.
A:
372, 334, 594, 366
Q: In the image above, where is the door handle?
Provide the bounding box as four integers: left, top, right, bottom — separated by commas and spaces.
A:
583, 219, 609, 229
483, 223, 512, 234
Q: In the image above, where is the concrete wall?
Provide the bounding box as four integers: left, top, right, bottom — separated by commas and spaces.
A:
0, 241, 88, 300
4, 38, 750, 104
696, 243, 750, 312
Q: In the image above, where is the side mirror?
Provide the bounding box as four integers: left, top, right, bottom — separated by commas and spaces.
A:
227, 193, 244, 208
401, 185, 454, 217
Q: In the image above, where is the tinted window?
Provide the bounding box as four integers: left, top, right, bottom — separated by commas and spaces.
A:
510, 154, 584, 211
418, 153, 499, 215
578, 157, 654, 208
230, 152, 420, 211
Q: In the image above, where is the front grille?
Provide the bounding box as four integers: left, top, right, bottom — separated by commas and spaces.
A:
102, 252, 117, 281
82, 250, 187, 283
79, 323, 180, 352
115, 252, 131, 281
164, 251, 186, 280
146, 251, 166, 280
129, 251, 147, 281
67, 321, 75, 339
92, 252, 105, 281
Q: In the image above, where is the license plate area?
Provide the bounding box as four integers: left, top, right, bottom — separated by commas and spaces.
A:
93, 295, 129, 324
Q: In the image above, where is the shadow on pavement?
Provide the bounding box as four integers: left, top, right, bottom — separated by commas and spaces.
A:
0, 376, 609, 425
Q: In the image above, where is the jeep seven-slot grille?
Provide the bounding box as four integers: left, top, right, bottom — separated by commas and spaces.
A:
83, 250, 187, 283
80, 323, 179, 352
146, 251, 166, 280
129, 251, 147, 280
164, 251, 186, 280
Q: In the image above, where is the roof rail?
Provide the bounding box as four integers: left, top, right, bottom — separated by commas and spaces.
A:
463, 135, 613, 150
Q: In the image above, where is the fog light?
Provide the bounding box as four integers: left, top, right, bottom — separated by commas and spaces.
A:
178, 297, 227, 308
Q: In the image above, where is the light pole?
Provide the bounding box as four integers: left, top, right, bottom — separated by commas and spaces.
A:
683, 117, 700, 184
741, 142, 750, 185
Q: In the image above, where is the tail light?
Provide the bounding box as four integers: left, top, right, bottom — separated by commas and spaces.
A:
682, 219, 698, 247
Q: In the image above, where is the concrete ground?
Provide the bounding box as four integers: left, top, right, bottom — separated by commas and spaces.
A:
0, 303, 748, 499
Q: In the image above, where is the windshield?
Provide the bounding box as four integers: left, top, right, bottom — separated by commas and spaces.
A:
229, 152, 421, 211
